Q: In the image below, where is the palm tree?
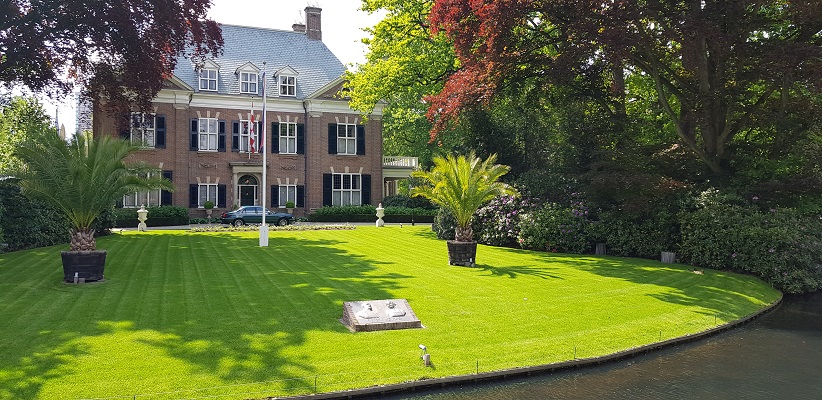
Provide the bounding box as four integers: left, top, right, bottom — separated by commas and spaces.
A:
412, 152, 517, 243
14, 132, 172, 251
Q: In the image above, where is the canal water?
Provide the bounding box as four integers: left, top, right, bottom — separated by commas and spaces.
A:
379, 292, 822, 399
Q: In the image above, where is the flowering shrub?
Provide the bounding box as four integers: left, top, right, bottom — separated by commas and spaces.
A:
473, 196, 534, 247
518, 194, 591, 254
679, 203, 822, 294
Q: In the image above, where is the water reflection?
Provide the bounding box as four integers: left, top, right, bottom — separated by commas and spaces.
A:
379, 292, 822, 400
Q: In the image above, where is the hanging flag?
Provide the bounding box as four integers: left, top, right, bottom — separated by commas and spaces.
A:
249, 112, 256, 153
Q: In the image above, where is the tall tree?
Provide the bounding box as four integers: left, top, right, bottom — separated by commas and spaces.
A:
1, 0, 223, 112
347, 0, 461, 165
0, 97, 54, 174
427, 0, 822, 177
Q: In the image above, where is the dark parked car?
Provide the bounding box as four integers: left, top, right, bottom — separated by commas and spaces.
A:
220, 206, 294, 226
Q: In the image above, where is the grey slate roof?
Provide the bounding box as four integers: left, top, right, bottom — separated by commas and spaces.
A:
173, 24, 346, 99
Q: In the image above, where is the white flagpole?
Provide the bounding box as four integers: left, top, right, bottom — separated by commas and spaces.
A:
259, 64, 269, 246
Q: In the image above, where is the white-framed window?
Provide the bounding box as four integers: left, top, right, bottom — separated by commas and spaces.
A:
198, 183, 218, 208
337, 123, 356, 155
123, 173, 161, 207
279, 75, 296, 96
239, 120, 259, 153
198, 117, 218, 151
279, 122, 297, 154
332, 173, 361, 206
199, 69, 218, 91
130, 113, 155, 147
279, 185, 297, 207
240, 72, 258, 94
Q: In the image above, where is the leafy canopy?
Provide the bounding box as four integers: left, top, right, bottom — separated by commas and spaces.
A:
412, 152, 516, 241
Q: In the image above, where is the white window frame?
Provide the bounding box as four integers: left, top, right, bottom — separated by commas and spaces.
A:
336, 123, 357, 155
239, 120, 259, 153
240, 72, 258, 94
278, 185, 297, 207
198, 183, 218, 208
123, 173, 161, 207
199, 68, 218, 91
332, 173, 361, 206
198, 117, 218, 152
279, 75, 296, 97
130, 112, 155, 147
279, 122, 297, 154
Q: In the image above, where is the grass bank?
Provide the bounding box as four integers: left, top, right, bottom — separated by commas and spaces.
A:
0, 226, 780, 399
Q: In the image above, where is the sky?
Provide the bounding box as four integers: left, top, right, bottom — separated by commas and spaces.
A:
47, 0, 383, 136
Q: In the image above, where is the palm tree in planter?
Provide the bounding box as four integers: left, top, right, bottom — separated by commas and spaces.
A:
411, 152, 517, 266
14, 132, 172, 282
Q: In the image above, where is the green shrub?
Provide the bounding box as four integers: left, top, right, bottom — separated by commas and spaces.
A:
0, 182, 70, 251
432, 208, 456, 240
307, 205, 436, 223
518, 199, 590, 254
113, 206, 189, 227
473, 196, 534, 247
382, 195, 437, 210
679, 203, 822, 294
587, 211, 680, 259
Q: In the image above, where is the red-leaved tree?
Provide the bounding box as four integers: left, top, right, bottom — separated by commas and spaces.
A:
427, 0, 822, 176
1, 0, 223, 113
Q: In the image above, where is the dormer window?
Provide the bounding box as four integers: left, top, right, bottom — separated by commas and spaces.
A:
240, 72, 258, 94
199, 68, 218, 91
279, 75, 296, 97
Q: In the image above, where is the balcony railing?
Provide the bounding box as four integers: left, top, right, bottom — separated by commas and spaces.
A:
382, 156, 419, 169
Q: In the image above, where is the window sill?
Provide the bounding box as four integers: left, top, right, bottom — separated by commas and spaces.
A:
197, 150, 219, 153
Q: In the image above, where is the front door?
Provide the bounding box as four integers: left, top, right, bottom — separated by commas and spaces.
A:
238, 175, 258, 206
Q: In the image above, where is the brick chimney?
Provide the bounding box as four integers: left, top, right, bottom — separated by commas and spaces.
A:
292, 23, 306, 33
305, 6, 322, 41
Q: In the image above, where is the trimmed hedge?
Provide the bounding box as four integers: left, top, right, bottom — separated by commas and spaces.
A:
308, 205, 436, 223
113, 206, 190, 227
0, 182, 70, 251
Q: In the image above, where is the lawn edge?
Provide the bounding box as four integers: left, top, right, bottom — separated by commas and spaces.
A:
279, 293, 783, 400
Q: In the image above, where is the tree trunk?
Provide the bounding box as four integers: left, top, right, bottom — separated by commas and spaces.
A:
455, 225, 473, 242
70, 228, 96, 251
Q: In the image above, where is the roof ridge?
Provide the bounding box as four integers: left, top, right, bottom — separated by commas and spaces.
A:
219, 23, 305, 36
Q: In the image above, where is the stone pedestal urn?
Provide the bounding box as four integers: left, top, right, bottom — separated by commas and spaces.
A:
137, 205, 148, 232
375, 203, 385, 227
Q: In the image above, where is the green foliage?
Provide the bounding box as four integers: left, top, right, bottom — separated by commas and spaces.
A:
587, 211, 680, 259
14, 132, 173, 250
473, 195, 534, 247
203, 200, 214, 209
0, 181, 70, 251
412, 152, 516, 241
284, 200, 295, 209
0, 96, 55, 174
112, 206, 189, 228
381, 194, 436, 209
307, 205, 436, 223
679, 201, 822, 294
518, 200, 591, 254
431, 207, 456, 240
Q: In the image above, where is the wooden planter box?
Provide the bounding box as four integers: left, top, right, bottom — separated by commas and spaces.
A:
447, 241, 477, 267
61, 250, 106, 282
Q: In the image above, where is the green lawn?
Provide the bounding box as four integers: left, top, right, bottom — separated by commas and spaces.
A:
0, 226, 780, 399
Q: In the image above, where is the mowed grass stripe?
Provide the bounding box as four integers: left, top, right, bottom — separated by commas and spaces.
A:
0, 226, 779, 399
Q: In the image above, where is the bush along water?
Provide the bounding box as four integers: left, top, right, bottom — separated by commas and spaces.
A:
517, 194, 591, 254
679, 191, 822, 294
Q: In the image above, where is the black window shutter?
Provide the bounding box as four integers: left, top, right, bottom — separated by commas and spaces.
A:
271, 122, 279, 153
161, 170, 173, 206
115, 198, 124, 208
256, 121, 262, 152
356, 125, 366, 155
271, 185, 278, 208
121, 113, 131, 140
190, 119, 198, 151
296, 185, 305, 208
362, 174, 372, 205
231, 121, 239, 152
297, 124, 305, 155
189, 184, 198, 208
155, 115, 166, 148
322, 174, 333, 206
218, 120, 226, 152
218, 184, 227, 208
327, 124, 337, 154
